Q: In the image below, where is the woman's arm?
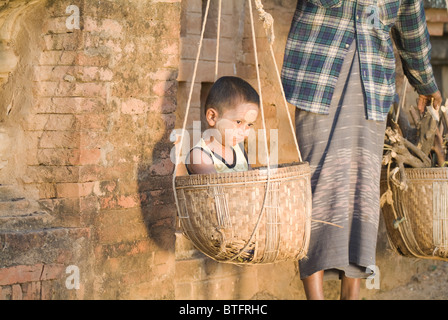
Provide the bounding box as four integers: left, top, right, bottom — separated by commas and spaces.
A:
391, 0, 442, 110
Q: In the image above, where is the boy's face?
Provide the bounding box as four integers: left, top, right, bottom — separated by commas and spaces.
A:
206, 102, 259, 147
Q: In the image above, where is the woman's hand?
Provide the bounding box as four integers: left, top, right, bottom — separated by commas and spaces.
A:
417, 90, 443, 113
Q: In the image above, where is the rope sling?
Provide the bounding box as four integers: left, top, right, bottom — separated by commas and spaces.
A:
171, 0, 312, 264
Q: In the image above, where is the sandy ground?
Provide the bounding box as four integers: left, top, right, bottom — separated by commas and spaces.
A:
367, 261, 448, 300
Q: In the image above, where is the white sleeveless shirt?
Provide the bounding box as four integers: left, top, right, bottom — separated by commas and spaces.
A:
187, 139, 249, 174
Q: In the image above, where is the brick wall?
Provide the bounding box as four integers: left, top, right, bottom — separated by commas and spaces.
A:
0, 0, 180, 299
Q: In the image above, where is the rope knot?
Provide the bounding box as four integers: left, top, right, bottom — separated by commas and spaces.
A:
254, 0, 275, 45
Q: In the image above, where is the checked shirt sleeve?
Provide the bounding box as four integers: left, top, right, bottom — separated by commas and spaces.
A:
391, 0, 439, 95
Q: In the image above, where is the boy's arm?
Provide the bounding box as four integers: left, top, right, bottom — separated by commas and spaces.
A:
187, 148, 217, 174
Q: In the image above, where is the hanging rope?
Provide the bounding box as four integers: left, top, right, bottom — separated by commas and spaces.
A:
253, 0, 302, 162
214, 0, 222, 81
172, 0, 212, 230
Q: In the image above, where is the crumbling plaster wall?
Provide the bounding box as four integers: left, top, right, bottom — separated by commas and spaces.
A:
0, 0, 180, 299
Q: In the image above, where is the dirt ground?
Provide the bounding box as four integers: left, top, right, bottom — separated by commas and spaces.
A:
366, 260, 448, 300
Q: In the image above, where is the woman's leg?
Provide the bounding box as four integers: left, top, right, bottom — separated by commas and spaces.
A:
302, 270, 324, 300
340, 274, 361, 300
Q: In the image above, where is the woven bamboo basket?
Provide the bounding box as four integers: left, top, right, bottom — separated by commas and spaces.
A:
175, 162, 312, 264
380, 167, 448, 261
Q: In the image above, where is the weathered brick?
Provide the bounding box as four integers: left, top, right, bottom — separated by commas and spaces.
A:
22, 114, 50, 131
21, 114, 77, 133
42, 16, 70, 34
38, 51, 76, 66
99, 192, 144, 210
43, 32, 84, 51
84, 35, 122, 57
21, 281, 42, 300
154, 249, 174, 266
23, 165, 80, 184
33, 66, 75, 82
39, 131, 79, 149
96, 207, 148, 244
0, 285, 12, 300
77, 114, 109, 131
152, 80, 177, 97
79, 148, 101, 165
149, 96, 177, 114
38, 183, 57, 199
37, 148, 80, 166
0, 265, 43, 286
95, 239, 157, 262
175, 258, 205, 282
0, 228, 91, 268
148, 69, 178, 81
75, 51, 110, 67
56, 182, 94, 198
35, 82, 109, 98
11, 284, 22, 300
121, 98, 148, 115
46, 114, 78, 131
79, 131, 106, 149
75, 66, 114, 82
41, 264, 66, 281
34, 97, 107, 114
148, 158, 174, 176
37, 198, 80, 224
84, 17, 124, 39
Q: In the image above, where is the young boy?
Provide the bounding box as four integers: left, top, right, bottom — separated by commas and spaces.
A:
186, 76, 259, 175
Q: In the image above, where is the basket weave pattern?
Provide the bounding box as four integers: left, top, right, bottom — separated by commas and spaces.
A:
175, 163, 312, 264
381, 168, 448, 261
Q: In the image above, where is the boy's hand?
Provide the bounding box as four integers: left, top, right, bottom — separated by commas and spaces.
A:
417, 90, 443, 114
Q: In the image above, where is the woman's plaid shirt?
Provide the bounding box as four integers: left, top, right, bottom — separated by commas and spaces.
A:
281, 0, 439, 121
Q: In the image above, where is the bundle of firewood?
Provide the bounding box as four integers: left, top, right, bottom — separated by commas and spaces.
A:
383, 95, 448, 190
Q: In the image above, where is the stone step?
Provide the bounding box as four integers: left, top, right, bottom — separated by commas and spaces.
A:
0, 198, 30, 215
0, 184, 23, 201
0, 211, 54, 232
0, 184, 41, 218
0, 226, 91, 269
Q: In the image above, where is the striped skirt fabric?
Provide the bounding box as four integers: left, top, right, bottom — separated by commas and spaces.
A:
295, 41, 387, 280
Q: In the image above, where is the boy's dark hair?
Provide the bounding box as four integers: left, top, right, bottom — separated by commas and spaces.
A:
204, 76, 260, 115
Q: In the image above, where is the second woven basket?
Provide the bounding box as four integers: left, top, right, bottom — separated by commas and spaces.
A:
381, 167, 448, 261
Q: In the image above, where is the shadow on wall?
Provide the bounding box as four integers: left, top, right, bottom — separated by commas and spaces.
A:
137, 71, 178, 253
137, 68, 263, 299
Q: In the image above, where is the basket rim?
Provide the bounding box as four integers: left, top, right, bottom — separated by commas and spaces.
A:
381, 166, 448, 182
175, 161, 310, 188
